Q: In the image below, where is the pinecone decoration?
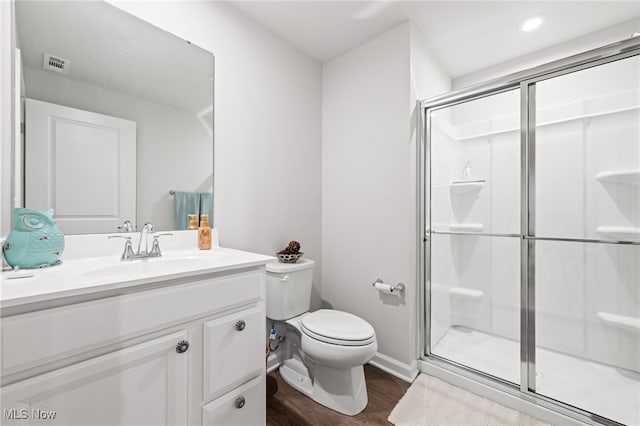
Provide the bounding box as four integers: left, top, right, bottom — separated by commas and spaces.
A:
287, 240, 301, 253
278, 240, 301, 255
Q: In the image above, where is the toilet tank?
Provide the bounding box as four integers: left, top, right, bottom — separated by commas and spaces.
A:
265, 259, 315, 320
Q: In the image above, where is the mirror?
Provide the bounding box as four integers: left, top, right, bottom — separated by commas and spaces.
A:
13, 0, 214, 234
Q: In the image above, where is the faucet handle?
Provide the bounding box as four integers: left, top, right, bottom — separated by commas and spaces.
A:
154, 233, 173, 238
108, 235, 134, 260
117, 220, 134, 232
150, 233, 173, 257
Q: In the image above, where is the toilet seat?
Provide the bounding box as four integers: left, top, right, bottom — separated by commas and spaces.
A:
300, 309, 375, 346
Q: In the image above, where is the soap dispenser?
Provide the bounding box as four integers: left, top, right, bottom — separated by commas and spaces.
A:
188, 214, 198, 230
198, 214, 211, 250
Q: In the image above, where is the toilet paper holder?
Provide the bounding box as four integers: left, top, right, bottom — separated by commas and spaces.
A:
372, 278, 405, 295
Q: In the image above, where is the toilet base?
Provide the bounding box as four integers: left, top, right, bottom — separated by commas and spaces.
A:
279, 358, 368, 416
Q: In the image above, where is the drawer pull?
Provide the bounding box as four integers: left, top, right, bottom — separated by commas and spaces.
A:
175, 340, 190, 354
235, 320, 246, 331
234, 396, 246, 409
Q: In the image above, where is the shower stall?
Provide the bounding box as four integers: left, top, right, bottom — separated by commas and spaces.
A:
420, 37, 639, 425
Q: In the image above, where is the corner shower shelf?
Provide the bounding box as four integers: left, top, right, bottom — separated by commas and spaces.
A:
449, 223, 484, 233
597, 312, 640, 334
450, 288, 483, 299
596, 170, 640, 185
596, 226, 640, 241
449, 180, 485, 194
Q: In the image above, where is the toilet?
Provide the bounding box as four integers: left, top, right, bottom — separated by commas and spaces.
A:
265, 259, 377, 416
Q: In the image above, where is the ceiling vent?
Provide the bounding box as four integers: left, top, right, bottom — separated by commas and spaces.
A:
43, 53, 70, 75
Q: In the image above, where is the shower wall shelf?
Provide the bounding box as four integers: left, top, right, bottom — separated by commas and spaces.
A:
596, 170, 640, 185
449, 223, 484, 232
597, 312, 640, 334
449, 288, 483, 299
596, 226, 640, 241
449, 180, 485, 194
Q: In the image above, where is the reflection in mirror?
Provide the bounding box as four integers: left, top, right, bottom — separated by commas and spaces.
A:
14, 0, 214, 234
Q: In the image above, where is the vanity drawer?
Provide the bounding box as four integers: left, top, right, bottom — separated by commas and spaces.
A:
203, 306, 264, 399
2, 270, 263, 375
202, 376, 265, 426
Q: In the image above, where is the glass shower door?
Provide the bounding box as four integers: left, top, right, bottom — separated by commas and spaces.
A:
428, 89, 521, 384
531, 55, 640, 425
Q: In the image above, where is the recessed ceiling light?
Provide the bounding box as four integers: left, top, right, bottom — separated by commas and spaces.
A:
520, 16, 543, 32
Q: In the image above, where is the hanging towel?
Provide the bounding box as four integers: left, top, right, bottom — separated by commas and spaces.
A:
174, 191, 200, 230
199, 192, 213, 226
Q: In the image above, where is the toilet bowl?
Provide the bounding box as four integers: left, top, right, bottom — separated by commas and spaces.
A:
265, 260, 377, 415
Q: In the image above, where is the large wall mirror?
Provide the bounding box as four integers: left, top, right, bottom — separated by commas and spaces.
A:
13, 0, 214, 234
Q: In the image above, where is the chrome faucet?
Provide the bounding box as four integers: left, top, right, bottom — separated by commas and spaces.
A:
109, 222, 172, 260
137, 222, 154, 255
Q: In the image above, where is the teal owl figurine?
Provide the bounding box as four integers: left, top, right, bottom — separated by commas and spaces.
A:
2, 208, 65, 269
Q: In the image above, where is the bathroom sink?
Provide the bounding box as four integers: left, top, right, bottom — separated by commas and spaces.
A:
80, 256, 213, 280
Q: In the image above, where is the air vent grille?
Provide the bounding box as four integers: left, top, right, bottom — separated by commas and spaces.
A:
43, 53, 70, 75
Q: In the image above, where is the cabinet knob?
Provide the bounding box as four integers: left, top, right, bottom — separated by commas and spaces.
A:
175, 340, 189, 354
234, 396, 245, 409
235, 320, 246, 331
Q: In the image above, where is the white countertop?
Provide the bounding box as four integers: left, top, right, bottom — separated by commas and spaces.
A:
1, 247, 275, 311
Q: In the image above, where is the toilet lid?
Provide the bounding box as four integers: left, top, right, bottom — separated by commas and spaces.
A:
300, 310, 375, 346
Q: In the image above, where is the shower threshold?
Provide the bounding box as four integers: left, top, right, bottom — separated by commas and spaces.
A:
432, 326, 639, 426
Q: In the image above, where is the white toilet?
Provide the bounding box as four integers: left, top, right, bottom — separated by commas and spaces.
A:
265, 259, 377, 416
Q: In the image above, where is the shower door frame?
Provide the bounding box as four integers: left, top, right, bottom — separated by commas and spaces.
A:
418, 36, 640, 426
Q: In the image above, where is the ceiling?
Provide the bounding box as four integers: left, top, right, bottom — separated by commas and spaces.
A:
230, 1, 640, 79
16, 1, 214, 114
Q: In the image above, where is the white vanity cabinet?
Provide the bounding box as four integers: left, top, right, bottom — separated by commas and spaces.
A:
0, 266, 267, 426
1, 331, 190, 425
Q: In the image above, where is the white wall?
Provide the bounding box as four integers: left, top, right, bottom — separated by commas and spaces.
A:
22, 67, 212, 231
108, 1, 324, 303
322, 22, 450, 366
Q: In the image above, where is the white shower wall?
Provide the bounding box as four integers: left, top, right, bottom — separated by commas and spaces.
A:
431, 56, 640, 373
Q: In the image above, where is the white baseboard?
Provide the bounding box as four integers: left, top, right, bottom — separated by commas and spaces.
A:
369, 353, 419, 383
418, 359, 588, 426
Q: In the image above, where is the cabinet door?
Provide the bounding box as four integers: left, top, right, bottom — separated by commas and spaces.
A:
203, 306, 264, 399
202, 376, 264, 426
1, 331, 188, 426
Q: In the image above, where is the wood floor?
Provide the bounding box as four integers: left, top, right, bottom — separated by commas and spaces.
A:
266, 364, 410, 425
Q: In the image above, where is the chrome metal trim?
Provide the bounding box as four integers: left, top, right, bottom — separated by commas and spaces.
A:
420, 36, 640, 109
526, 82, 537, 392
424, 105, 432, 356
431, 231, 520, 238
525, 236, 640, 246
423, 86, 518, 116
520, 82, 529, 393
416, 100, 426, 359
520, 49, 640, 87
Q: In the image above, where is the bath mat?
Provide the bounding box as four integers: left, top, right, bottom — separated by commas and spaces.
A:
388, 374, 548, 426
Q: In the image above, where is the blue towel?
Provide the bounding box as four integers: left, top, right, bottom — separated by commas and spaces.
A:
199, 192, 213, 226
174, 191, 200, 230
